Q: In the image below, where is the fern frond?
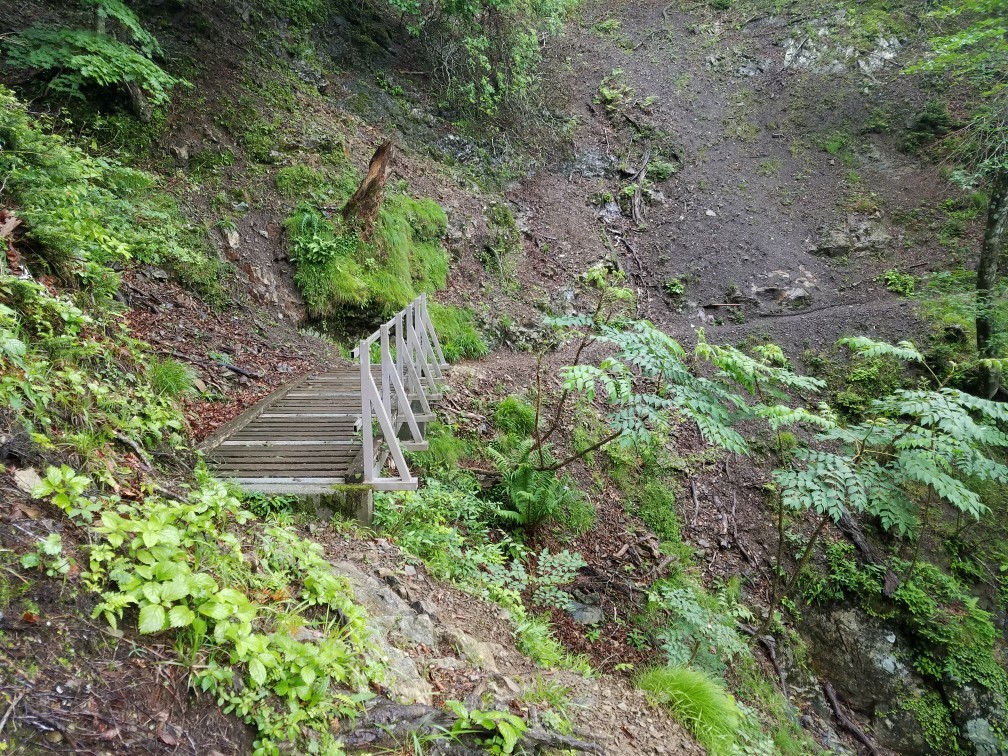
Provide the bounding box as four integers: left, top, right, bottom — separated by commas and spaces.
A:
838, 336, 924, 363
754, 404, 836, 431
894, 451, 987, 519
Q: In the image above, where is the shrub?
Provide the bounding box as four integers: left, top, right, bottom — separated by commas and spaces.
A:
881, 268, 916, 296
386, 0, 577, 117
637, 667, 740, 755
494, 395, 537, 436
428, 303, 489, 361
0, 86, 224, 303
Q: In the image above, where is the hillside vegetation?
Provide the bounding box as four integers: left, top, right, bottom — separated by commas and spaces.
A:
0, 0, 1006, 754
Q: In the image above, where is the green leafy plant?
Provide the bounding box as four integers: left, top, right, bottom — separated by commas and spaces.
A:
32, 465, 100, 524
386, 0, 576, 117
20, 533, 73, 578
0, 87, 224, 301
447, 701, 527, 754
880, 268, 916, 295
647, 583, 750, 676
487, 441, 593, 535
770, 337, 1008, 626
88, 480, 380, 755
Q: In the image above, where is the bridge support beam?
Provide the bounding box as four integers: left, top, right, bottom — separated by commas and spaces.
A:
311, 486, 375, 526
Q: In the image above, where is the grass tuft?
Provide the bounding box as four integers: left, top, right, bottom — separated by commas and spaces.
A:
147, 357, 195, 397
637, 666, 740, 755
494, 395, 537, 436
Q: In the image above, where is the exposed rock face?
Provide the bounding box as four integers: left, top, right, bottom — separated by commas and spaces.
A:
331, 561, 435, 705
804, 606, 1008, 754
811, 212, 892, 257
749, 267, 818, 311
942, 679, 1008, 756
803, 607, 931, 751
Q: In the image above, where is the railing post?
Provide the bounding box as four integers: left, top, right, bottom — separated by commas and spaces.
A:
420, 293, 448, 368
360, 340, 374, 485
380, 324, 392, 410
354, 294, 444, 491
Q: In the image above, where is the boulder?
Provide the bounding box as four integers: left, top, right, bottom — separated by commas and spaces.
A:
803, 607, 924, 714
811, 212, 892, 257
439, 627, 498, 672
13, 468, 42, 495
566, 601, 605, 626
941, 679, 1008, 756
330, 561, 433, 704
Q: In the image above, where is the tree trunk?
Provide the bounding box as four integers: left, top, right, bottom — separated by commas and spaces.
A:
977, 170, 1008, 398
342, 140, 395, 239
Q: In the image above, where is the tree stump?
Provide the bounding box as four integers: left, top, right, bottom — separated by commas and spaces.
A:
342, 140, 395, 239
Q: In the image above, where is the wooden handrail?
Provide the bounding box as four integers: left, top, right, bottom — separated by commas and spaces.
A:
354, 293, 447, 491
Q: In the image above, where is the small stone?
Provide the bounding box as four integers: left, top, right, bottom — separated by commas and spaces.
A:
223, 228, 240, 249
705, 209, 717, 217
410, 599, 438, 620
403, 565, 417, 577
13, 468, 43, 495
566, 601, 605, 625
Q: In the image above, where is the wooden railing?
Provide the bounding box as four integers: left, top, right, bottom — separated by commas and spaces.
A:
353, 293, 447, 491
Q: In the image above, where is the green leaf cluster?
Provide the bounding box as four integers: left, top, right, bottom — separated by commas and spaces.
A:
87, 479, 381, 755
777, 338, 1008, 531
0, 87, 224, 301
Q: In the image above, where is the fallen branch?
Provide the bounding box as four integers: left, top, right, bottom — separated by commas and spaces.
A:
630, 145, 652, 225
823, 681, 879, 756
214, 360, 263, 380
113, 433, 154, 472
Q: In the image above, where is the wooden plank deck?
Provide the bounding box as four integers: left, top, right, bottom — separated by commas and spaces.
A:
203, 370, 368, 494
204, 294, 448, 497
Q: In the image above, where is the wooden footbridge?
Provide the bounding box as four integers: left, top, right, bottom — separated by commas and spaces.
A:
203, 294, 447, 496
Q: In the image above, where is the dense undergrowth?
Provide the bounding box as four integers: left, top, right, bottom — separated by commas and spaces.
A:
0, 86, 388, 756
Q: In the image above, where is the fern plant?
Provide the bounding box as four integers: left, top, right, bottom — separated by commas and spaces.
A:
4, 0, 183, 111
487, 440, 588, 535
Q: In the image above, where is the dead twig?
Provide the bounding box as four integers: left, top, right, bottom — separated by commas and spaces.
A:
113, 433, 154, 472
739, 625, 788, 697
630, 145, 652, 225
0, 692, 24, 735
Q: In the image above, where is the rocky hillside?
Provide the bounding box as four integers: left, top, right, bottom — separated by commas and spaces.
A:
1, 0, 1006, 754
